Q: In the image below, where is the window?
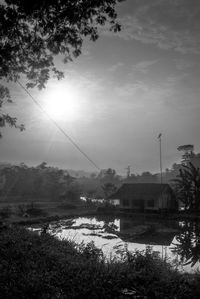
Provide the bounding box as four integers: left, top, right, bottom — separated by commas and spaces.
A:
147, 199, 154, 208
132, 200, 142, 207
123, 199, 129, 207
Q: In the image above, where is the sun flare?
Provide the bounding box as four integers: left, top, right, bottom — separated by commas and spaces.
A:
42, 84, 82, 122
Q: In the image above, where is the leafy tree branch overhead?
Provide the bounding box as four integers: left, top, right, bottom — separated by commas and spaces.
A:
0, 0, 124, 135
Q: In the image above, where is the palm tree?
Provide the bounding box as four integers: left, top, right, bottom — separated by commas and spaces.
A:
171, 221, 200, 267
172, 163, 200, 211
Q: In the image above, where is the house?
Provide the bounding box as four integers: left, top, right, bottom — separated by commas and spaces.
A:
108, 183, 177, 212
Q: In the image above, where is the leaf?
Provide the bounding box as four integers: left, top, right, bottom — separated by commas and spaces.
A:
0, 0, 122, 134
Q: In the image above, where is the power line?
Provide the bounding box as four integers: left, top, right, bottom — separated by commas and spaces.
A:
17, 80, 101, 171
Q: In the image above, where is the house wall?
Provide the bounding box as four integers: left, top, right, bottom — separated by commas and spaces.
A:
120, 197, 158, 210
120, 198, 139, 210
144, 198, 159, 210
120, 193, 175, 211
119, 198, 131, 209
158, 193, 172, 209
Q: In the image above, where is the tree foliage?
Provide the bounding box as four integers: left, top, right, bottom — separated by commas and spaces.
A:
0, 0, 123, 135
98, 168, 121, 184
171, 221, 200, 267
173, 162, 200, 211
0, 162, 76, 200
0, 85, 25, 137
102, 182, 117, 198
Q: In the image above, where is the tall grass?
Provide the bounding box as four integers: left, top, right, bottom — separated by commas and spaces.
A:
0, 226, 200, 298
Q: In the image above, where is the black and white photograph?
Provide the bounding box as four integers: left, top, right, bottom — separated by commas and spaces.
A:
1, 0, 200, 298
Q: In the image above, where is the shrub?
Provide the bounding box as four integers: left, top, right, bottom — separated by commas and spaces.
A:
17, 204, 27, 216
59, 203, 77, 210
0, 205, 12, 219
17, 203, 47, 217
26, 207, 47, 217
0, 226, 200, 298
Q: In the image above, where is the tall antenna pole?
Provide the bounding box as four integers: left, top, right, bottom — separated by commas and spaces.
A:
125, 165, 131, 178
158, 133, 163, 184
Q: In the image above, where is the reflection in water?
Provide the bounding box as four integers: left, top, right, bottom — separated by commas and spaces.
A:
31, 216, 200, 272
171, 221, 200, 267
119, 218, 177, 246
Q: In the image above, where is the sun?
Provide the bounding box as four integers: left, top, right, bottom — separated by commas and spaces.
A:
42, 84, 82, 122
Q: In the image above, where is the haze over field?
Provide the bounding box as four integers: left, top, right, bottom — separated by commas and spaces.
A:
1, 0, 200, 174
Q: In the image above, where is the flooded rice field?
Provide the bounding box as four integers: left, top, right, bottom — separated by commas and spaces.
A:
30, 215, 200, 273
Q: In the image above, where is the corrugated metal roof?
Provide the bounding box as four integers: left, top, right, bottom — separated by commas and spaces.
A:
108, 183, 171, 199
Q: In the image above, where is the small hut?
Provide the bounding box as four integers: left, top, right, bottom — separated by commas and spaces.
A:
108, 183, 177, 212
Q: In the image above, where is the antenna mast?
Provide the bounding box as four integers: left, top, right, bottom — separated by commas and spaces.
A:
125, 165, 131, 178
158, 133, 163, 184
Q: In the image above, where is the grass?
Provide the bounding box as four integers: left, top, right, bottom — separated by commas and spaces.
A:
0, 201, 98, 225
1, 226, 200, 298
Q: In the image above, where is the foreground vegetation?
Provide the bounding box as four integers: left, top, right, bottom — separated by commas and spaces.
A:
1, 226, 200, 298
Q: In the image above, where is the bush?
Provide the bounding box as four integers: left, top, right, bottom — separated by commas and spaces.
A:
17, 203, 47, 217
17, 204, 28, 216
26, 207, 47, 217
0, 205, 12, 219
0, 226, 200, 298
59, 203, 77, 210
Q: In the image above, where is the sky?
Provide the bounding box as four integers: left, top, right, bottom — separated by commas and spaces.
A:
1, 0, 200, 175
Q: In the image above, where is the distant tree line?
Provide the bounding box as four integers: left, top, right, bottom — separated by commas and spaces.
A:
0, 162, 79, 201
0, 153, 200, 209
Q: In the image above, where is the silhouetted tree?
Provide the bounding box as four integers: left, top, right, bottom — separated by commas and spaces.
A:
36, 162, 48, 170
102, 182, 117, 198
173, 163, 200, 211
171, 221, 200, 267
86, 189, 97, 199
84, 189, 97, 206
1, 163, 76, 200
0, 0, 122, 135
63, 182, 82, 202
98, 168, 121, 186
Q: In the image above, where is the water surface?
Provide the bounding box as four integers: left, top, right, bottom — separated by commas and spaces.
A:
31, 215, 200, 273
